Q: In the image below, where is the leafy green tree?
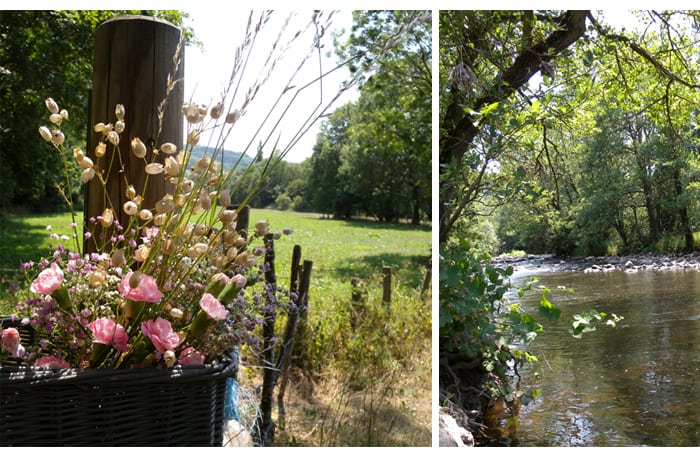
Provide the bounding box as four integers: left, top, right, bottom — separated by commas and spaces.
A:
229, 153, 304, 209
308, 103, 356, 218
309, 10, 431, 223
0, 10, 192, 212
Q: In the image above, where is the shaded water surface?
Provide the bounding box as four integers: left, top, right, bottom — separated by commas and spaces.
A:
510, 269, 700, 446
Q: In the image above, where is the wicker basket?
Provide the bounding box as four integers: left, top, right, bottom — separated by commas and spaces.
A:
0, 354, 237, 446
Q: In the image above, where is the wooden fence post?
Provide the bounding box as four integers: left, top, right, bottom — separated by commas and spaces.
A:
257, 233, 277, 446
382, 266, 392, 310
85, 15, 184, 252
276, 244, 302, 430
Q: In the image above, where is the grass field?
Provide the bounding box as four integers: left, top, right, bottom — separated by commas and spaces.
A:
0, 208, 432, 446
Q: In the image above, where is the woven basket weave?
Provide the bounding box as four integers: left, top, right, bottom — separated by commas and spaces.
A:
0, 355, 237, 446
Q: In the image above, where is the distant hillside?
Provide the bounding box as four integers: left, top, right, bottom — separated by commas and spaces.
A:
187, 145, 253, 170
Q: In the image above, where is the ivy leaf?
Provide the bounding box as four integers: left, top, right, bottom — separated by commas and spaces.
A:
538, 294, 561, 321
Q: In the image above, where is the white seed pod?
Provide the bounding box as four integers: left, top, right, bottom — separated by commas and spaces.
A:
155, 195, 175, 214
145, 163, 164, 175
80, 167, 95, 183
199, 192, 212, 211
175, 193, 188, 208
164, 156, 180, 177
193, 224, 208, 237
196, 156, 210, 171
139, 209, 153, 221
187, 129, 200, 146
153, 213, 167, 226
135, 245, 150, 262
100, 208, 114, 228
255, 220, 269, 236
79, 157, 94, 169
210, 102, 224, 119
164, 351, 176, 367
39, 126, 52, 142
126, 185, 137, 200
95, 142, 106, 158
131, 137, 147, 158
51, 129, 65, 146
114, 120, 125, 134
179, 179, 194, 193
218, 190, 231, 207
225, 110, 240, 124
160, 142, 177, 155
219, 209, 236, 224
49, 113, 62, 125
115, 104, 125, 121
72, 147, 85, 163
123, 200, 138, 216
107, 130, 120, 146
162, 237, 176, 256
45, 97, 59, 114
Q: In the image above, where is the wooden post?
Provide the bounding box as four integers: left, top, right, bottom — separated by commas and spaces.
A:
276, 244, 302, 430
229, 204, 250, 239
258, 233, 277, 446
85, 15, 183, 252
382, 266, 392, 308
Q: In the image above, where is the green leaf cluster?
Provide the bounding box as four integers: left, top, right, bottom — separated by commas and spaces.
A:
439, 239, 548, 402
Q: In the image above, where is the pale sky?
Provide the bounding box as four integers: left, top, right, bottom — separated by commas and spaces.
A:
182, 9, 358, 163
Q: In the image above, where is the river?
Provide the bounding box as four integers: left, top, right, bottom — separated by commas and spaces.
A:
506, 265, 700, 446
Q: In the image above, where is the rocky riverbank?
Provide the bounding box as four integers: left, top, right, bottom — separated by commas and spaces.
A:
491, 252, 700, 274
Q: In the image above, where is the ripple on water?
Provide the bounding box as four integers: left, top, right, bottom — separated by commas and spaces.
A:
509, 269, 700, 446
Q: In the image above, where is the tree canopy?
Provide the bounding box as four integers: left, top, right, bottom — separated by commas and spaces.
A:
440, 10, 700, 251
0, 10, 191, 212
309, 10, 431, 223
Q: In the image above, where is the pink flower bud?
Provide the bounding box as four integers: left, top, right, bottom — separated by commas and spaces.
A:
119, 271, 162, 302
199, 293, 228, 321
1, 327, 25, 358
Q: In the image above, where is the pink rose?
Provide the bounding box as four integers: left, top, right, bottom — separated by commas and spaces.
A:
178, 346, 205, 366
87, 317, 129, 352
1, 327, 25, 358
231, 273, 247, 289
141, 317, 180, 354
30, 262, 64, 295
34, 355, 71, 369
200, 293, 228, 321
118, 272, 163, 302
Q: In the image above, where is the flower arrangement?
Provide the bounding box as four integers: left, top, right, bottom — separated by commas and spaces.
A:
0, 95, 293, 370
0, 11, 359, 373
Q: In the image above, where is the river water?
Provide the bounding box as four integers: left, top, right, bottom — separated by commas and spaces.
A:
508, 268, 700, 446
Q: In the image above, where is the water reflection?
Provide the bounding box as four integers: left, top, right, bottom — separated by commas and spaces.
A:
511, 269, 700, 446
